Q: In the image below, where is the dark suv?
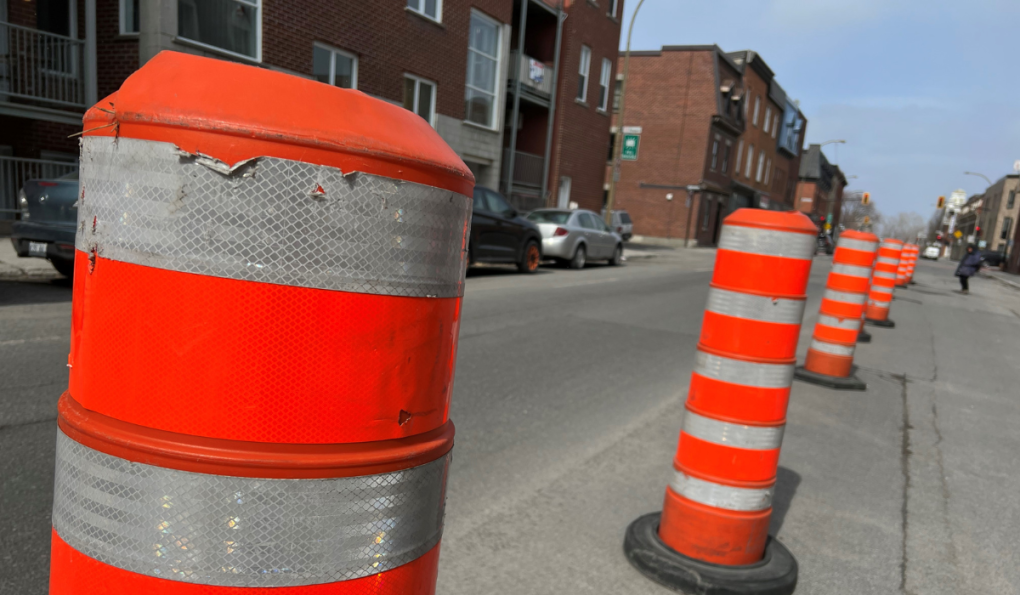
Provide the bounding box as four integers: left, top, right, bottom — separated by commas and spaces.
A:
470, 186, 543, 273
10, 170, 79, 277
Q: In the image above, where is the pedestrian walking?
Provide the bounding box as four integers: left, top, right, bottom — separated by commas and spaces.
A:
955, 245, 983, 294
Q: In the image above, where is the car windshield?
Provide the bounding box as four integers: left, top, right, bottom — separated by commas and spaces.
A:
528, 211, 571, 224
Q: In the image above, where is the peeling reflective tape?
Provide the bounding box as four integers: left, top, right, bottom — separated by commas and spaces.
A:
831, 263, 872, 278
837, 238, 879, 253
669, 470, 773, 512
877, 256, 900, 266
869, 297, 891, 307
810, 339, 855, 357
51, 432, 448, 587
705, 287, 805, 324
874, 271, 897, 280
77, 136, 470, 298
718, 225, 815, 260
817, 314, 860, 330
694, 350, 794, 389
823, 289, 867, 305
872, 285, 894, 294
682, 410, 784, 450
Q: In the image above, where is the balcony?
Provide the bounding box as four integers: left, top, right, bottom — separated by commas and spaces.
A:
509, 51, 554, 98
0, 21, 87, 123
503, 149, 544, 189
0, 155, 77, 221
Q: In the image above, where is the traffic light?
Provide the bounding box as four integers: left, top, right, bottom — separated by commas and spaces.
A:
975, 226, 981, 236
937, 195, 945, 209
862, 192, 870, 205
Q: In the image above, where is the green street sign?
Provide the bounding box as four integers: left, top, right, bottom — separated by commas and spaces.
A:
621, 134, 640, 161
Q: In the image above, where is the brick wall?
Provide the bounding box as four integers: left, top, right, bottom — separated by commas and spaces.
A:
547, 0, 621, 212
97, 0, 140, 99
735, 65, 784, 202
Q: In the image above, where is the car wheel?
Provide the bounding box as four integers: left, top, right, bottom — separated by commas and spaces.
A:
51, 258, 74, 278
569, 245, 586, 270
609, 244, 623, 266
517, 239, 541, 274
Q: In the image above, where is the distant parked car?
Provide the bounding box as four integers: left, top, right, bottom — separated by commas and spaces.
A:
527, 208, 623, 269
980, 249, 1006, 268
816, 232, 834, 256
605, 209, 633, 241
922, 245, 941, 260
10, 170, 79, 277
469, 186, 544, 273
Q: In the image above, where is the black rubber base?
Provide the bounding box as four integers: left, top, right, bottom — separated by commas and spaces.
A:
794, 366, 866, 391
865, 318, 895, 328
624, 512, 798, 595
858, 330, 872, 343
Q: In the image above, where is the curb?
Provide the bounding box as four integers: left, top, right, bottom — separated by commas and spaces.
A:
980, 272, 1020, 292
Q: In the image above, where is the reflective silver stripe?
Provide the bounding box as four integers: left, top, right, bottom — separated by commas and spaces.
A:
810, 338, 855, 357
694, 350, 794, 389
817, 314, 860, 330
77, 136, 470, 298
669, 470, 773, 511
881, 240, 903, 249
682, 409, 784, 450
869, 296, 891, 306
874, 270, 897, 279
705, 287, 805, 324
822, 289, 867, 305
51, 431, 448, 587
837, 238, 878, 253
877, 256, 899, 266
718, 224, 815, 260
871, 285, 894, 294
831, 263, 872, 278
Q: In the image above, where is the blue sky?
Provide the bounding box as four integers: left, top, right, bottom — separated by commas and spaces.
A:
620, 0, 1020, 218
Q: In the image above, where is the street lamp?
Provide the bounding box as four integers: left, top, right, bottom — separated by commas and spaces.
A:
603, 0, 646, 227
819, 139, 846, 148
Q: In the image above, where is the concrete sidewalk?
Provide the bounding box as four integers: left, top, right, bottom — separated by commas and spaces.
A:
0, 240, 61, 280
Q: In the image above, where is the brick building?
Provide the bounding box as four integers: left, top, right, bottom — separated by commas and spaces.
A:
952, 175, 1019, 261
794, 144, 847, 231
2, 0, 618, 230
606, 45, 807, 245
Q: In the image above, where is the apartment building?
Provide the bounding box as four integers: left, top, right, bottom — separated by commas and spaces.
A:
794, 144, 847, 231
952, 175, 1019, 260
607, 45, 806, 246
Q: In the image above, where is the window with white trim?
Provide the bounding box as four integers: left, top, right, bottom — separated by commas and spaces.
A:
710, 137, 719, 170
772, 113, 779, 138
755, 151, 765, 182
752, 96, 760, 126
745, 145, 754, 178
722, 141, 731, 173
407, 0, 442, 22
404, 74, 437, 127
597, 58, 611, 111
178, 0, 260, 60
465, 10, 501, 129
120, 0, 139, 35
735, 140, 743, 174
764, 158, 772, 185
313, 44, 357, 89
577, 45, 591, 102
763, 106, 772, 133
608, 0, 619, 18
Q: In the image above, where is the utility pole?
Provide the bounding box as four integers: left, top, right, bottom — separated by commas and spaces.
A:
603, 0, 646, 227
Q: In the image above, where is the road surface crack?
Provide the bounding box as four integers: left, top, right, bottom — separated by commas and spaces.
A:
898, 373, 912, 594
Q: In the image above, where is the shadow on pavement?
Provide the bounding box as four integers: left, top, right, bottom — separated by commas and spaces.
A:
0, 278, 73, 306
466, 265, 559, 278
770, 466, 802, 536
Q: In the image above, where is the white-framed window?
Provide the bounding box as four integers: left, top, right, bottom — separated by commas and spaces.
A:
752, 96, 760, 126
764, 158, 772, 185
722, 141, 731, 173
597, 58, 612, 111
404, 74, 437, 127
178, 0, 261, 61
407, 0, 442, 23
313, 44, 357, 89
745, 145, 754, 178
465, 10, 501, 129
772, 113, 779, 138
756, 151, 765, 182
710, 137, 719, 170
735, 140, 743, 173
763, 106, 772, 133
608, 0, 619, 18
120, 0, 139, 35
577, 45, 591, 102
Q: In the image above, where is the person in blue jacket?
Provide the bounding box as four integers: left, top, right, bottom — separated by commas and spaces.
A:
955, 245, 983, 294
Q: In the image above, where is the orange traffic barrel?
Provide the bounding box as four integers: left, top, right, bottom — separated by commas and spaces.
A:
624, 209, 815, 595
865, 238, 904, 328
795, 231, 879, 390
904, 243, 919, 284
895, 243, 911, 286
49, 52, 471, 594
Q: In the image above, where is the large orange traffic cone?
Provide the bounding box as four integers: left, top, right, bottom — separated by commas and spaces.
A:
49, 52, 471, 594
865, 238, 904, 327
624, 209, 816, 595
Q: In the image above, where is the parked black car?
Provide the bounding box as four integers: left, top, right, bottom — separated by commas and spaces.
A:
980, 249, 1006, 268
10, 171, 79, 277
470, 186, 543, 273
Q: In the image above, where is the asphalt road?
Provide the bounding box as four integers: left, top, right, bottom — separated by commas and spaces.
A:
2, 251, 1019, 594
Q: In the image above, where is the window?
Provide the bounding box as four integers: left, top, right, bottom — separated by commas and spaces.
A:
178, 0, 260, 60
613, 76, 623, 112
313, 44, 357, 89
772, 113, 779, 138
404, 75, 437, 127
598, 58, 612, 111
577, 45, 591, 102
745, 145, 754, 178
764, 158, 772, 185
407, 0, 441, 22
710, 137, 719, 171
763, 107, 772, 134
756, 152, 765, 182
120, 0, 139, 34
465, 10, 501, 128
722, 141, 731, 173
608, 0, 619, 18
735, 141, 743, 174
608, 132, 616, 161
1009, 190, 1016, 209
752, 96, 761, 126
701, 196, 711, 230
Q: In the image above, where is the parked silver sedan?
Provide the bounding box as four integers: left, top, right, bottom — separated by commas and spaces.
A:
526, 209, 624, 269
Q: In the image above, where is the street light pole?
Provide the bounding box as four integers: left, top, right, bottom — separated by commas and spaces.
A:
603, 0, 646, 227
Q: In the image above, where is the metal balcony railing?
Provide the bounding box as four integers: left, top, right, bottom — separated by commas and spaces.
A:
503, 149, 544, 189
509, 51, 554, 96
0, 21, 86, 108
0, 156, 78, 219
